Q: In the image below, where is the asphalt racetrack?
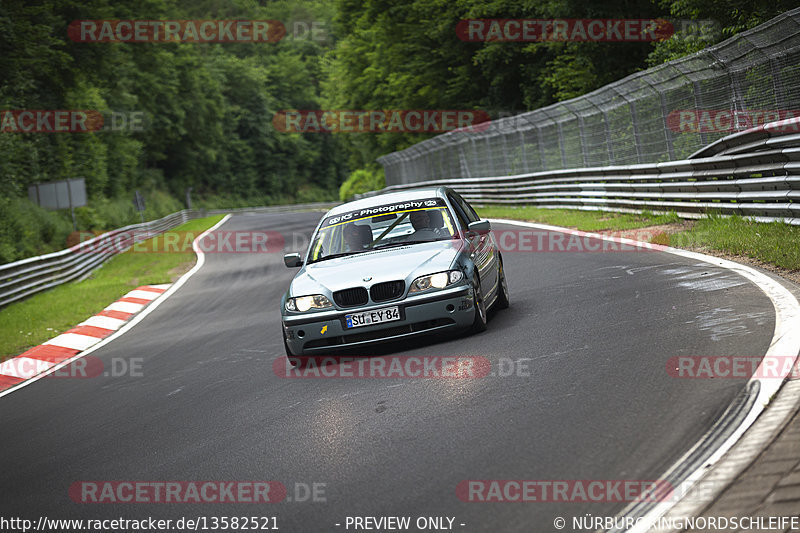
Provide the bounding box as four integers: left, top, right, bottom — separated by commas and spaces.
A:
0, 211, 775, 532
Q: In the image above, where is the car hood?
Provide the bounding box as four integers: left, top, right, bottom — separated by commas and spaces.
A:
290, 241, 464, 296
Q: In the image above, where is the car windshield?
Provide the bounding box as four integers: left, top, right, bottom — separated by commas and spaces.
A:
307, 198, 457, 263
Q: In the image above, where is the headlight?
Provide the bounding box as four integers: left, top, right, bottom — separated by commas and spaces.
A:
409, 270, 465, 293
285, 294, 333, 312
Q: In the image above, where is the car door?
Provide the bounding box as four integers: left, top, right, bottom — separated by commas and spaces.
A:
448, 192, 499, 301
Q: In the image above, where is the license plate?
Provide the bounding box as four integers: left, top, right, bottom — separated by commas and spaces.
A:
345, 306, 401, 329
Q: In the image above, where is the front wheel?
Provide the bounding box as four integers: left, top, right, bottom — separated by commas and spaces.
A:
495, 256, 510, 310
471, 274, 488, 333
284, 335, 308, 368
287, 356, 310, 369
284, 337, 294, 357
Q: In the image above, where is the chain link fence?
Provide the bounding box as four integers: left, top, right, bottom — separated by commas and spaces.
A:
378, 8, 800, 185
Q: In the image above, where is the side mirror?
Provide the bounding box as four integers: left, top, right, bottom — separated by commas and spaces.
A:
283, 253, 303, 268
467, 220, 491, 234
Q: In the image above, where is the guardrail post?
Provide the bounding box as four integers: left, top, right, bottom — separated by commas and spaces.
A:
556, 117, 568, 169
458, 142, 472, 178
693, 80, 709, 147
630, 100, 644, 164
537, 123, 548, 171
577, 113, 589, 168
603, 110, 615, 165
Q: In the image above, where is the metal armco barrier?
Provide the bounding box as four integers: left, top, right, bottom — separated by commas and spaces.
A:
364, 118, 800, 225
202, 202, 337, 216
0, 210, 193, 309
0, 201, 337, 309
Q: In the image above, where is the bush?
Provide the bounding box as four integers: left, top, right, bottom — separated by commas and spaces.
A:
295, 185, 337, 204
0, 197, 73, 263
0, 190, 187, 265
339, 167, 385, 201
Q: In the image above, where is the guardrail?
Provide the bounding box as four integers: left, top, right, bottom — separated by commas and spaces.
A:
0, 210, 195, 309
365, 118, 800, 225
202, 202, 338, 216
0, 201, 338, 309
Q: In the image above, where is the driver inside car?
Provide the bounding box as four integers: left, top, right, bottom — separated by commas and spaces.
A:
408, 209, 445, 240
343, 223, 373, 251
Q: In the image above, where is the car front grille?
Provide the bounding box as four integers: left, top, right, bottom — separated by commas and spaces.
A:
332, 287, 369, 307
369, 280, 405, 302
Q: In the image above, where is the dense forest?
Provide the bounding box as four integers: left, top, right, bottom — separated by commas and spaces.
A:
0, 0, 794, 262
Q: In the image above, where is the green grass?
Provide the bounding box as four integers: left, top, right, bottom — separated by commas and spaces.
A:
0, 215, 224, 360
667, 215, 800, 271
477, 205, 800, 272
476, 205, 681, 231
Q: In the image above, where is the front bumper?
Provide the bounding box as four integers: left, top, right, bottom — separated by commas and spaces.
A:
282, 285, 475, 354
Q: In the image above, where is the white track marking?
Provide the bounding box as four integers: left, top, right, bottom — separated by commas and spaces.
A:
0, 357, 58, 379
105, 301, 145, 313
124, 289, 163, 300
79, 315, 126, 331
44, 333, 102, 351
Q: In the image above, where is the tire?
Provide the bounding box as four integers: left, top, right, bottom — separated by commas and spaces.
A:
495, 256, 510, 310
284, 335, 309, 368
289, 357, 311, 369
284, 336, 294, 357
471, 274, 488, 333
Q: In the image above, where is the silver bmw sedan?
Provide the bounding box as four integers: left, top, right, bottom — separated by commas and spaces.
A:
281, 186, 509, 360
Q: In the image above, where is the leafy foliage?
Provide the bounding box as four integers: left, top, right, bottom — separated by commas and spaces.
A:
0, 0, 789, 262
646, 0, 798, 65
339, 167, 385, 201
0, 0, 345, 201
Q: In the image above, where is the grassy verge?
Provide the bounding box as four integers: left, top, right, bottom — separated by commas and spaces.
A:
667, 215, 800, 271
477, 205, 800, 272
0, 215, 224, 360
477, 205, 681, 231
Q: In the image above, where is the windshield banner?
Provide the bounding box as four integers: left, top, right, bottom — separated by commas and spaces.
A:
321, 197, 447, 227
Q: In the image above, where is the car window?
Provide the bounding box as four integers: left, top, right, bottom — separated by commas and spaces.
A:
308, 198, 458, 263
447, 194, 471, 230
452, 191, 479, 222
